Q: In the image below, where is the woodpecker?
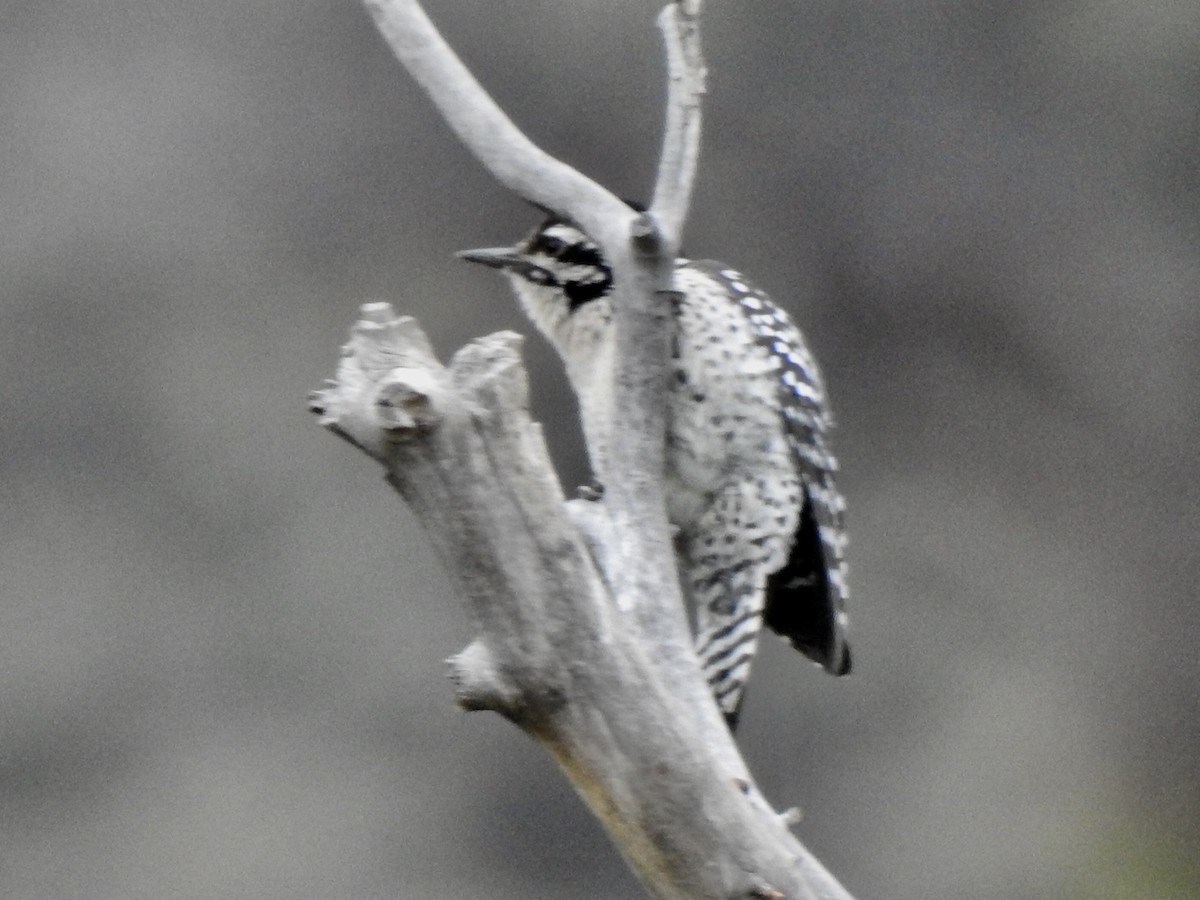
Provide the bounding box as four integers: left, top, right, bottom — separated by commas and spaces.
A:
459, 212, 850, 727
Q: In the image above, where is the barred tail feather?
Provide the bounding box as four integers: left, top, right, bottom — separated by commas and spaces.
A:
694, 591, 765, 729
681, 479, 802, 729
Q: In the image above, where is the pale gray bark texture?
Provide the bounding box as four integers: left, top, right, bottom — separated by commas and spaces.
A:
309, 2, 859, 898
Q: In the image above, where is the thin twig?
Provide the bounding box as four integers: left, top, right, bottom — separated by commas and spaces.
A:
651, 0, 707, 249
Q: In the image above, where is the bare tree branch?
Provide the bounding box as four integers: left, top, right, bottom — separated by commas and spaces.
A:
651, 0, 707, 247
361, 0, 722, 751
360, 0, 632, 244
323, 3, 860, 898
361, 0, 680, 666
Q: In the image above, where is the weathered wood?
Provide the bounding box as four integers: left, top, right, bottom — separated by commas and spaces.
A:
310, 3, 859, 897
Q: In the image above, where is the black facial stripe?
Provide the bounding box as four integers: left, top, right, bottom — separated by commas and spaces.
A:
534, 235, 566, 255
556, 242, 605, 268
524, 214, 620, 311
564, 274, 612, 310
529, 231, 605, 269
528, 225, 571, 256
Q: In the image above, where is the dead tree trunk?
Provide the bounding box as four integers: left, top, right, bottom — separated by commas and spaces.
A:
309, 3, 857, 898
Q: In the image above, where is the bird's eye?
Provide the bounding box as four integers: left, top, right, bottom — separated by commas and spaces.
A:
538, 235, 566, 255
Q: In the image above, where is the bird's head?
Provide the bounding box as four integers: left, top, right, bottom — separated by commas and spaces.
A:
458, 215, 615, 331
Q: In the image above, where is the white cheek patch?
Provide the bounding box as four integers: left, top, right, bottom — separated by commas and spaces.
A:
565, 264, 608, 285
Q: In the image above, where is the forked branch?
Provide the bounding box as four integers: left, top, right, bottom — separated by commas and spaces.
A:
361, 0, 722, 747
311, 3, 858, 898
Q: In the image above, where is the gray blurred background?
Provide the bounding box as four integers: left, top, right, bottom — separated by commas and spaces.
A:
2, 1, 1197, 897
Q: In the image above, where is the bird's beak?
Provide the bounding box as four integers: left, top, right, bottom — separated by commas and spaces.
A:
455, 246, 526, 271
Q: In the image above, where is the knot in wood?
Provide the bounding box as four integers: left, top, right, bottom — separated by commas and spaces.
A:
376, 368, 442, 436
